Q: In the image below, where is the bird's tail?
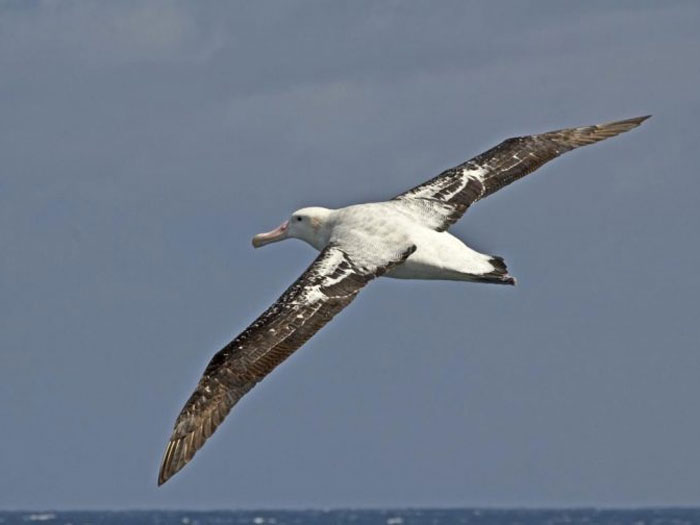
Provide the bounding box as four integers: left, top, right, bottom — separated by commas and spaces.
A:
469, 255, 517, 286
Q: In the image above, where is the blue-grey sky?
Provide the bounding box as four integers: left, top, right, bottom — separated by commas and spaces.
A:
2, 0, 700, 511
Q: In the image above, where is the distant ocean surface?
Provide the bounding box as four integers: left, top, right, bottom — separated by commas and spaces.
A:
1, 509, 700, 525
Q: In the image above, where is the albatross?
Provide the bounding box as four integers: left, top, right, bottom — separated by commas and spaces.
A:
158, 115, 649, 485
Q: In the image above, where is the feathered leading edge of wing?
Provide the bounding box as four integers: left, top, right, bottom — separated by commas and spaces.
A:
394, 115, 650, 231
157, 242, 416, 486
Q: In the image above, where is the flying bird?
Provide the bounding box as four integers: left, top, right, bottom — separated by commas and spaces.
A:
158, 115, 649, 485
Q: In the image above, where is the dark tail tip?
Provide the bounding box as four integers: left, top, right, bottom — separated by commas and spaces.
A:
485, 256, 517, 286
490, 255, 508, 273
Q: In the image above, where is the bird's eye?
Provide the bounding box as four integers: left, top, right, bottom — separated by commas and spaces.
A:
296, 216, 303, 222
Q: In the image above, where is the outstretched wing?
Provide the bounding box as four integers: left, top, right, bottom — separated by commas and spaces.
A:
394, 115, 650, 231
158, 242, 416, 485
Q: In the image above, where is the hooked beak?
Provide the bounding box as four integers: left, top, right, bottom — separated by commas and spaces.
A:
252, 220, 289, 248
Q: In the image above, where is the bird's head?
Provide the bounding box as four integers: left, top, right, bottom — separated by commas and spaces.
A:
252, 207, 333, 250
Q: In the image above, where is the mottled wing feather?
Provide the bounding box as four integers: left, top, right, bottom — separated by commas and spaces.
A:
158, 242, 416, 485
395, 116, 650, 231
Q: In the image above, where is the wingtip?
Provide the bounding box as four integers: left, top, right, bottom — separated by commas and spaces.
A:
629, 114, 652, 126
566, 114, 651, 144
157, 438, 182, 487
157, 458, 171, 486
157, 455, 171, 487
157, 467, 168, 486
609, 114, 651, 129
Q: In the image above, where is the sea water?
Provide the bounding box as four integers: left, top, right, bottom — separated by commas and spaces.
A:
1, 508, 699, 525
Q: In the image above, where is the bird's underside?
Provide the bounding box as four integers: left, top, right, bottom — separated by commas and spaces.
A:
158, 115, 649, 485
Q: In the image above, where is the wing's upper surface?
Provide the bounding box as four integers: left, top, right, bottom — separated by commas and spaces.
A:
394, 116, 650, 231
158, 241, 415, 485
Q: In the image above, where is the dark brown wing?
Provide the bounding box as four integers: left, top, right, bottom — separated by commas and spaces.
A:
158, 242, 416, 485
394, 115, 650, 231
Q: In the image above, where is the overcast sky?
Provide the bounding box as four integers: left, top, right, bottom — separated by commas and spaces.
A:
2, 0, 700, 511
